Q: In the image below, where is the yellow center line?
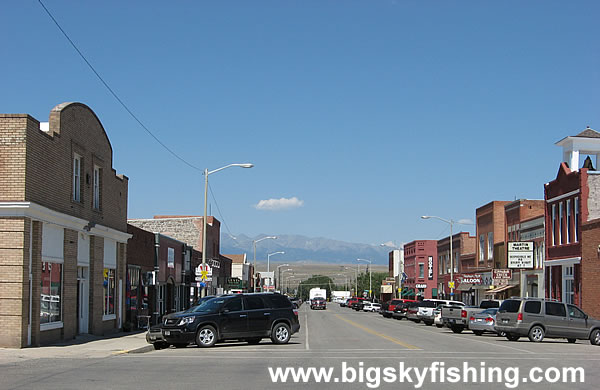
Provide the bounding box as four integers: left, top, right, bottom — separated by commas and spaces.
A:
334, 314, 420, 350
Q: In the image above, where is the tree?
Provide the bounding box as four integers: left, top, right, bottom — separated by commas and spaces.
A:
297, 275, 334, 301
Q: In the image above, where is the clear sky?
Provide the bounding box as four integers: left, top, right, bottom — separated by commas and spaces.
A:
2, 1, 599, 246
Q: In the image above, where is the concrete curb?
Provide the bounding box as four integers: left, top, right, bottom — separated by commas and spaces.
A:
126, 345, 154, 354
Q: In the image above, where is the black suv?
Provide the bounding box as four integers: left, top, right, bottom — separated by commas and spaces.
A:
156, 293, 300, 348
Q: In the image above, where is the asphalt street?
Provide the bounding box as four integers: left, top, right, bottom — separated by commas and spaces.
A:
1, 304, 599, 390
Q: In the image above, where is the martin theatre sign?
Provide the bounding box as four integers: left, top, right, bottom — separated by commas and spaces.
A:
508, 242, 534, 269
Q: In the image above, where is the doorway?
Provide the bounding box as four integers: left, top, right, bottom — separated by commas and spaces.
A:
77, 266, 89, 334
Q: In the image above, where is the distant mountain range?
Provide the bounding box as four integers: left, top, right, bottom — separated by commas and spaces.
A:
220, 234, 393, 265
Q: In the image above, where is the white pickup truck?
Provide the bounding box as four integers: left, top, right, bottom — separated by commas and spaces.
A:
441, 300, 502, 333
417, 299, 465, 325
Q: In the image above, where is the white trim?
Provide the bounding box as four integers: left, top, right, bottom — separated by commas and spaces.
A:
546, 189, 580, 204
102, 314, 116, 321
40, 322, 64, 331
544, 257, 581, 266
0, 201, 131, 242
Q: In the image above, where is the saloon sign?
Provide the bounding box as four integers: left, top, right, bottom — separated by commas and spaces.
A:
457, 274, 483, 285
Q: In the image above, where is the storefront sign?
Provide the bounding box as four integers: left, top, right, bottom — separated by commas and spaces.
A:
493, 269, 512, 280
458, 274, 483, 284
507, 241, 534, 269
208, 259, 221, 269
416, 283, 428, 289
428, 256, 433, 280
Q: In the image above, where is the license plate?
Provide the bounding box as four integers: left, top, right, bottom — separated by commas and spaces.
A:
502, 319, 509, 324
476, 319, 483, 322
164, 330, 170, 336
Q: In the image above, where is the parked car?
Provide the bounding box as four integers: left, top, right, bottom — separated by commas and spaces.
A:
339, 299, 348, 307
495, 298, 600, 344
441, 300, 498, 333
311, 297, 327, 310
363, 302, 381, 312
468, 308, 505, 336
347, 297, 365, 309
433, 305, 445, 328
393, 301, 418, 320
155, 293, 300, 348
381, 299, 406, 318
354, 300, 367, 311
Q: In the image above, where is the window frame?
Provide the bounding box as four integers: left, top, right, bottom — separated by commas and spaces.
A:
93, 165, 101, 210
487, 232, 494, 261
103, 267, 117, 320
40, 261, 64, 330
418, 263, 425, 279
73, 154, 81, 202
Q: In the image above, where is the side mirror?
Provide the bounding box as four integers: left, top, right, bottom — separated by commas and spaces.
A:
584, 314, 589, 320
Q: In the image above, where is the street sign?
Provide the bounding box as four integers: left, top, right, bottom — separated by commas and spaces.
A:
448, 281, 455, 289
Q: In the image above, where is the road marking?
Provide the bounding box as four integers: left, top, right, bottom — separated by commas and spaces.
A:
334, 314, 420, 350
304, 310, 310, 350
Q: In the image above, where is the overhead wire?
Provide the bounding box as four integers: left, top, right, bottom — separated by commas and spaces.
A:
37, 0, 202, 172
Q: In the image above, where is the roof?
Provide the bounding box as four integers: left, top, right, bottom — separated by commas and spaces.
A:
574, 127, 600, 138
223, 254, 247, 264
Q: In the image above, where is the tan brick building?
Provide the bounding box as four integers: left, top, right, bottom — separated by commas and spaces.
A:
0, 102, 130, 348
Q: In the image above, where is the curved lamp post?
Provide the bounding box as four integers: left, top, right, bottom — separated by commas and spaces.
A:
253, 236, 277, 291
201, 163, 253, 297
357, 258, 372, 299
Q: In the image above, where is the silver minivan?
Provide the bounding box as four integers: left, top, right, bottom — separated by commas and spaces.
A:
495, 298, 600, 344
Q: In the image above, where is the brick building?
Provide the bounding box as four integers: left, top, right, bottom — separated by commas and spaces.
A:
127, 215, 229, 295
0, 103, 130, 348
436, 232, 477, 304
126, 224, 193, 327
504, 199, 545, 298
403, 240, 437, 299
545, 127, 600, 317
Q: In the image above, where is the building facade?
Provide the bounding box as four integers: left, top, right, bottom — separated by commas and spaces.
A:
0, 103, 130, 348
545, 127, 600, 314
437, 232, 477, 304
403, 240, 437, 299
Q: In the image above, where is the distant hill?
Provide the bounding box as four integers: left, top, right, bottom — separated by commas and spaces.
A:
220, 234, 393, 265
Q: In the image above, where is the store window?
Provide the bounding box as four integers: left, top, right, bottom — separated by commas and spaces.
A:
103, 268, 116, 316
563, 266, 575, 305
127, 267, 140, 321
41, 262, 62, 324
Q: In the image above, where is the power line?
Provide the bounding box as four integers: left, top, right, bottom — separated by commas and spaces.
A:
208, 182, 236, 239
37, 0, 202, 172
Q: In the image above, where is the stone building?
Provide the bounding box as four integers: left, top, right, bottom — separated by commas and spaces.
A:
0, 103, 129, 348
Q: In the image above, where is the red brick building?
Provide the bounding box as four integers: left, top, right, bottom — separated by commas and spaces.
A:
545, 127, 600, 318
403, 240, 437, 299
0, 103, 130, 348
437, 232, 477, 304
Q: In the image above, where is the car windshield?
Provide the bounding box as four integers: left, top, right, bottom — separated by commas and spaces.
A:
184, 296, 213, 313
480, 308, 498, 315
188, 297, 227, 313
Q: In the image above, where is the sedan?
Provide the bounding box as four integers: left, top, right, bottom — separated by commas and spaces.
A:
469, 308, 505, 336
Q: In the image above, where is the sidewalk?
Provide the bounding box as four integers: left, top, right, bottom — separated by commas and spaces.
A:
0, 330, 153, 364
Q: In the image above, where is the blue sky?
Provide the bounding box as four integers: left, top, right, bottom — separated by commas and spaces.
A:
2, 1, 599, 246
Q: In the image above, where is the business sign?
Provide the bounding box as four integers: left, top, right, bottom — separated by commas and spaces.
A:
208, 259, 221, 269
493, 269, 512, 286
416, 283, 428, 289
507, 241, 534, 269
167, 247, 175, 269
428, 256, 434, 280
458, 274, 483, 284
381, 285, 393, 294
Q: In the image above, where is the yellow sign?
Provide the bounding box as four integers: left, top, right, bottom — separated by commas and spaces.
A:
200, 270, 209, 280
448, 281, 455, 289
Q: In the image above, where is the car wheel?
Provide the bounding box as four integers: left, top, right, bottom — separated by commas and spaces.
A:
246, 338, 262, 345
436, 324, 444, 328
567, 338, 576, 344
414, 320, 421, 324
153, 342, 168, 350
528, 325, 545, 343
497, 331, 507, 337
196, 325, 217, 348
589, 329, 600, 346
271, 323, 291, 344
472, 330, 484, 336
424, 321, 433, 326
451, 325, 464, 334
506, 334, 520, 341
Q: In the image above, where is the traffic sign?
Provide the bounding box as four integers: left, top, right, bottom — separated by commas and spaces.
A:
448, 281, 455, 289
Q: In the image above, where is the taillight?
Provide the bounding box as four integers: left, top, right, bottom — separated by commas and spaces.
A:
461, 310, 467, 318
469, 316, 475, 321
293, 309, 299, 317
517, 313, 523, 322
485, 317, 494, 323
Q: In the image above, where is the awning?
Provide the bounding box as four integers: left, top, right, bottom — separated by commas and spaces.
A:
486, 284, 518, 294
402, 289, 415, 297
456, 283, 473, 292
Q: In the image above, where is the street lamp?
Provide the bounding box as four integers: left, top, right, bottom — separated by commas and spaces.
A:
421, 215, 454, 297
253, 236, 277, 292
343, 266, 359, 296
357, 258, 372, 300
201, 163, 253, 297
266, 252, 285, 290
381, 243, 405, 299
276, 263, 290, 291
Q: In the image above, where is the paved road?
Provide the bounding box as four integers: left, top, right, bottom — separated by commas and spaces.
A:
2, 304, 600, 389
